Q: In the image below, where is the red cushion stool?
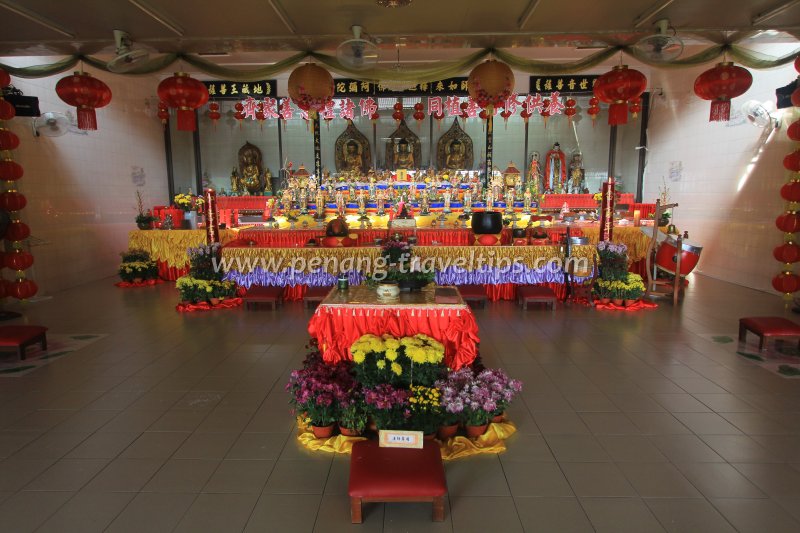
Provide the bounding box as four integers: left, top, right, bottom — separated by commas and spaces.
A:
739, 316, 800, 351
517, 285, 557, 310
0, 325, 48, 360
458, 284, 487, 309
348, 439, 447, 523
302, 286, 331, 308
242, 285, 283, 310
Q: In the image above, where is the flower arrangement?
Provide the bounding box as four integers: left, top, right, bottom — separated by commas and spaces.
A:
593, 192, 603, 202
173, 193, 205, 212
594, 273, 645, 301
338, 391, 368, 434
596, 241, 629, 281
407, 385, 442, 434
381, 238, 411, 265
176, 243, 237, 303
135, 191, 156, 229
286, 361, 355, 427
188, 243, 224, 281
118, 249, 158, 282
363, 384, 410, 429
350, 333, 446, 388
476, 368, 523, 417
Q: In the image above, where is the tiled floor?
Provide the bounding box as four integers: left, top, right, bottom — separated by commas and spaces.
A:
0, 274, 799, 532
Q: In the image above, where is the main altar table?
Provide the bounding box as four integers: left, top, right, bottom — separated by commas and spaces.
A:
307, 285, 479, 370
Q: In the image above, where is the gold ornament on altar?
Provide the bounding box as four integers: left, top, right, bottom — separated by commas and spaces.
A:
334, 120, 371, 175
436, 118, 473, 170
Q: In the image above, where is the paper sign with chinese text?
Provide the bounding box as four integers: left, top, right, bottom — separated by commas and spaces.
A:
379, 430, 423, 449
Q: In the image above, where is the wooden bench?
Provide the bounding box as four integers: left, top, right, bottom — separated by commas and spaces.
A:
348, 440, 447, 523
0, 325, 48, 360
517, 285, 557, 310
458, 284, 487, 309
302, 286, 331, 308
739, 316, 800, 351
242, 285, 283, 310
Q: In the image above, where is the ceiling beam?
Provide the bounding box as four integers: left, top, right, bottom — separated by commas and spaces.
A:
268, 0, 298, 34
127, 0, 185, 37
516, 0, 542, 30
633, 0, 675, 29
752, 0, 800, 25
0, 0, 74, 38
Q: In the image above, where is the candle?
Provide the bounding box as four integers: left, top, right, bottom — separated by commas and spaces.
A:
633, 209, 641, 227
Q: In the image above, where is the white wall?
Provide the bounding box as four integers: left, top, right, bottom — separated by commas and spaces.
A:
643, 55, 796, 293
2, 60, 168, 294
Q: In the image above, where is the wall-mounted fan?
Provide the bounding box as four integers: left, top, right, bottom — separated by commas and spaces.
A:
32, 112, 71, 137
336, 26, 378, 70
107, 30, 150, 73
742, 100, 779, 129
633, 19, 684, 62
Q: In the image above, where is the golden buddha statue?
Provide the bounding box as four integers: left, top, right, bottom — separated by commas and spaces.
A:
394, 139, 415, 170
445, 139, 466, 169
342, 140, 364, 173
238, 142, 272, 195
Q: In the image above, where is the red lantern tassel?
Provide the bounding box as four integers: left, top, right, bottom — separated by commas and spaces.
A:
76, 107, 97, 130
709, 100, 731, 122
177, 109, 197, 131
607, 103, 628, 126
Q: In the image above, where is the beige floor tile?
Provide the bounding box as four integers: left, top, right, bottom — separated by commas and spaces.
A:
173, 493, 259, 533
120, 431, 190, 459
445, 455, 510, 497
533, 413, 590, 435
672, 412, 743, 435
323, 455, 350, 496
0, 430, 41, 458
25, 458, 109, 491
651, 394, 713, 413
243, 493, 322, 532
515, 497, 593, 533
37, 491, 134, 533
692, 393, 760, 413
580, 412, 641, 435
607, 393, 667, 413
173, 432, 238, 459
65, 432, 139, 459
105, 492, 196, 533
711, 498, 800, 533
645, 498, 736, 533
560, 463, 637, 497
225, 432, 288, 460
580, 497, 665, 533
720, 412, 794, 435
545, 435, 611, 462
502, 462, 574, 497
143, 458, 219, 493
314, 494, 384, 532
565, 393, 620, 412
13, 431, 90, 459
450, 496, 523, 533
0, 458, 55, 491
50, 409, 119, 433
700, 435, 782, 463
264, 459, 332, 494
203, 459, 274, 493
98, 409, 165, 433
649, 434, 725, 463
383, 501, 454, 532
596, 435, 668, 462
498, 433, 555, 462
148, 410, 209, 432
626, 412, 691, 435
617, 462, 701, 498
673, 462, 765, 498
0, 490, 74, 532
732, 463, 800, 498
82, 458, 165, 492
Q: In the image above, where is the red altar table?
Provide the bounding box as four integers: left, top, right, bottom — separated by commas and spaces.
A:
540, 193, 635, 210
307, 285, 479, 370
217, 196, 273, 211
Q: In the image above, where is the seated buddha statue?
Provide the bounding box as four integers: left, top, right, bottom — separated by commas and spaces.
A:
238, 142, 268, 195
445, 139, 466, 170
394, 139, 415, 170
342, 140, 364, 173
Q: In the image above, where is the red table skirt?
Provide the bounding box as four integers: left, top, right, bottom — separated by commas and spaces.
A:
158, 262, 189, 281
217, 196, 272, 210
308, 305, 480, 370
540, 193, 635, 210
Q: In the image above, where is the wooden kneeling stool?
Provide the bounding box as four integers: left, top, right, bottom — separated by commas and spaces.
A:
302, 286, 331, 308
242, 285, 283, 310
348, 440, 447, 523
739, 316, 800, 351
458, 284, 487, 309
0, 325, 48, 360
517, 285, 557, 310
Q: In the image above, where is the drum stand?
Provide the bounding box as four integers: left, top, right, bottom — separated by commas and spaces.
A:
645, 199, 683, 305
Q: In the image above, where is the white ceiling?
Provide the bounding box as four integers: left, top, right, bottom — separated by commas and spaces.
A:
0, 0, 797, 62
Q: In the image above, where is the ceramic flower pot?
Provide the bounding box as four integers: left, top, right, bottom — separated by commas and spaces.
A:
376, 282, 400, 300
437, 424, 459, 440
465, 423, 488, 438
624, 299, 638, 306
339, 426, 361, 437
133, 277, 143, 284
599, 297, 611, 304
311, 424, 335, 439
209, 297, 221, 306
612, 298, 624, 306
491, 413, 505, 424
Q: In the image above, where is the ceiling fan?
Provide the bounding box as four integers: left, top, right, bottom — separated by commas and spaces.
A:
633, 19, 684, 62
107, 30, 150, 73
336, 25, 379, 71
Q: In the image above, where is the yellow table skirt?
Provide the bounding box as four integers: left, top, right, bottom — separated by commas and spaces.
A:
582, 226, 650, 263
128, 229, 239, 268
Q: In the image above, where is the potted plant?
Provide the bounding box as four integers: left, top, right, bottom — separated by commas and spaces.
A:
623, 273, 645, 306
351, 334, 407, 387
363, 384, 410, 430
407, 385, 442, 438
134, 191, 156, 230
476, 368, 523, 422
338, 391, 368, 436
436, 374, 465, 439
118, 249, 158, 283
174, 193, 205, 229
286, 361, 353, 439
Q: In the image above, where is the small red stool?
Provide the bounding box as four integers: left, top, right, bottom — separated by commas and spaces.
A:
0, 325, 48, 360
302, 286, 331, 308
739, 316, 800, 351
242, 285, 283, 310
348, 440, 447, 523
517, 285, 557, 310
458, 284, 487, 309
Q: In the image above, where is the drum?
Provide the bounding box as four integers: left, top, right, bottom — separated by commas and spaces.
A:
655, 236, 702, 276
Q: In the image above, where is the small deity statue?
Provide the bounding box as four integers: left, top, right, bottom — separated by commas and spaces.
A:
523, 188, 533, 214
230, 167, 241, 194
505, 189, 515, 215
264, 198, 276, 220
239, 142, 270, 195
514, 172, 524, 196
490, 170, 503, 201
445, 139, 466, 169
342, 140, 364, 173
568, 153, 586, 194
335, 190, 346, 217
281, 188, 292, 210
463, 190, 473, 213
299, 188, 308, 214
394, 139, 415, 170
420, 193, 430, 215
443, 190, 452, 213
376, 189, 387, 215
544, 143, 567, 193
357, 190, 367, 214
486, 189, 495, 211
528, 152, 542, 194
315, 189, 326, 219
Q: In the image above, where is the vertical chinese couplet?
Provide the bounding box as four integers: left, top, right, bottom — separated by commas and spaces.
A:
484, 114, 493, 187
313, 115, 322, 180
204, 188, 219, 244
599, 177, 615, 242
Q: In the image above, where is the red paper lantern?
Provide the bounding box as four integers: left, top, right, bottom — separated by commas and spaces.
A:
500, 109, 512, 125
773, 271, 800, 294
784, 150, 800, 172
287, 64, 334, 118
55, 72, 112, 130
774, 243, 800, 263
789, 120, 800, 141
781, 181, 800, 202
208, 102, 221, 123
370, 111, 380, 124
593, 65, 647, 125
157, 73, 209, 131
468, 60, 514, 112
0, 160, 23, 181
5, 221, 30, 241
413, 110, 425, 124
0, 68, 9, 88
233, 102, 245, 123
0, 99, 15, 121
520, 109, 532, 123
0, 129, 20, 151
392, 109, 404, 123
792, 88, 800, 108
0, 191, 26, 211
157, 101, 169, 126
9, 278, 37, 300
693, 62, 753, 122
629, 96, 642, 118
776, 212, 800, 233
6, 250, 33, 271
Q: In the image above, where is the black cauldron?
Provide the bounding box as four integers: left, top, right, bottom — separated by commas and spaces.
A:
471, 212, 503, 234
512, 228, 527, 239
